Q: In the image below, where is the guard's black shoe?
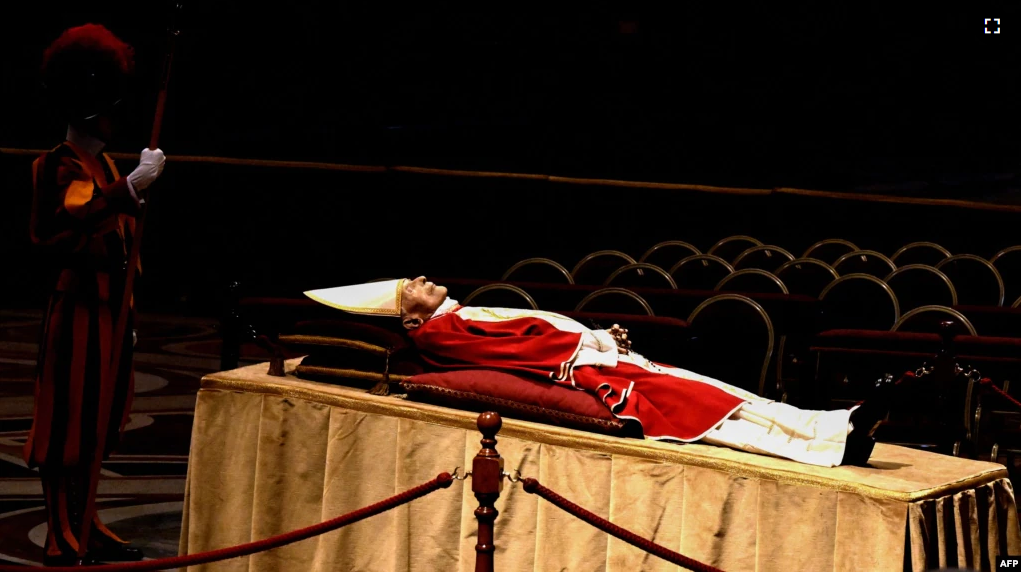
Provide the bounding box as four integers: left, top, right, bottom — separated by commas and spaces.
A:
88, 544, 145, 562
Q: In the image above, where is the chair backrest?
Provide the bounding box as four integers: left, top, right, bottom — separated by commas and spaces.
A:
891, 305, 978, 336
833, 249, 897, 279
732, 245, 796, 272
884, 265, 957, 312
669, 254, 734, 291
819, 273, 900, 330
890, 241, 952, 267
686, 294, 775, 396
936, 254, 1005, 306
774, 258, 839, 298
802, 238, 859, 264
368, 277, 397, 282
502, 258, 574, 284
715, 269, 789, 295
707, 235, 763, 263
575, 288, 654, 315
571, 250, 637, 285
463, 284, 539, 310
990, 246, 1021, 306
604, 263, 677, 289
639, 241, 701, 271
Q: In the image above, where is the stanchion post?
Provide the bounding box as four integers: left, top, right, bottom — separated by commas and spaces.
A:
935, 320, 962, 455
473, 411, 503, 572
220, 280, 241, 371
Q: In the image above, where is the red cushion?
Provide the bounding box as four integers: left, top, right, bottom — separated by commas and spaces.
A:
401, 369, 638, 436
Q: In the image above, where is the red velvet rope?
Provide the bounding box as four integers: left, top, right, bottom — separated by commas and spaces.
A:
979, 377, 1021, 411
0, 472, 453, 572
521, 477, 725, 572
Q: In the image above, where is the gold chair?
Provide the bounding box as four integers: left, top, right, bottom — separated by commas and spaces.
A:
775, 258, 838, 298
891, 305, 977, 336
819, 274, 901, 330
669, 254, 734, 291
575, 288, 654, 316
990, 246, 1021, 306
884, 265, 957, 312
502, 258, 574, 284
571, 250, 637, 285
715, 269, 789, 295
687, 294, 775, 397
604, 263, 677, 289
802, 238, 859, 264
707, 235, 763, 263
639, 241, 701, 271
890, 241, 952, 267
732, 245, 796, 272
833, 249, 897, 279
936, 254, 1005, 306
463, 284, 539, 310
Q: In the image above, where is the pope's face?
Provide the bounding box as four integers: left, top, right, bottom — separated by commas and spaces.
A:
401, 276, 448, 329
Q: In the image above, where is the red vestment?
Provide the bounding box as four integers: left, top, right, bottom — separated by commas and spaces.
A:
408, 306, 752, 441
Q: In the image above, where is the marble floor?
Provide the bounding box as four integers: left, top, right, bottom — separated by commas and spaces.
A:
0, 309, 265, 568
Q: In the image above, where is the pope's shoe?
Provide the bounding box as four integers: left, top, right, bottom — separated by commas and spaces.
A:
841, 373, 911, 466
840, 427, 877, 467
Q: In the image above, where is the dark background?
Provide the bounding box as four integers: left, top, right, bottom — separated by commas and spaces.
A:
2, 2, 1018, 187
1, 2, 1019, 314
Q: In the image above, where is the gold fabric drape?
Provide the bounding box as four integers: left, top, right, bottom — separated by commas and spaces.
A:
179, 361, 1021, 571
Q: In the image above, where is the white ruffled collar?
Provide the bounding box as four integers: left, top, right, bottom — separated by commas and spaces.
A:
427, 297, 459, 320
66, 124, 105, 157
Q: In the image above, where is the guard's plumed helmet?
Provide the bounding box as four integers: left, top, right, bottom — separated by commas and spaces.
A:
41, 24, 135, 121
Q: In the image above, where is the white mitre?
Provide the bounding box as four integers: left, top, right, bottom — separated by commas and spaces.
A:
304, 279, 406, 316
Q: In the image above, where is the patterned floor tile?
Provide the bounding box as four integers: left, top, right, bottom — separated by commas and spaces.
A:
0, 309, 232, 565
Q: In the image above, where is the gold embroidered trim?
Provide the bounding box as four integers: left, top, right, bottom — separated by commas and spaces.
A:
474, 307, 569, 322
303, 290, 401, 316
200, 362, 1009, 503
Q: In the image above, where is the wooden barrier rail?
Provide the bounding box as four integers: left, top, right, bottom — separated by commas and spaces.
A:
4, 146, 1019, 213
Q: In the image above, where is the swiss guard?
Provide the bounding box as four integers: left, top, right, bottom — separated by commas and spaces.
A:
26, 23, 165, 566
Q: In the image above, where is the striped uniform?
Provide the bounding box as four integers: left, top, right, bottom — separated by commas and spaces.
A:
25, 139, 140, 557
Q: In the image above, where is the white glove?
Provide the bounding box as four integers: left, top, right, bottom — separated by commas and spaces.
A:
127, 148, 166, 191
